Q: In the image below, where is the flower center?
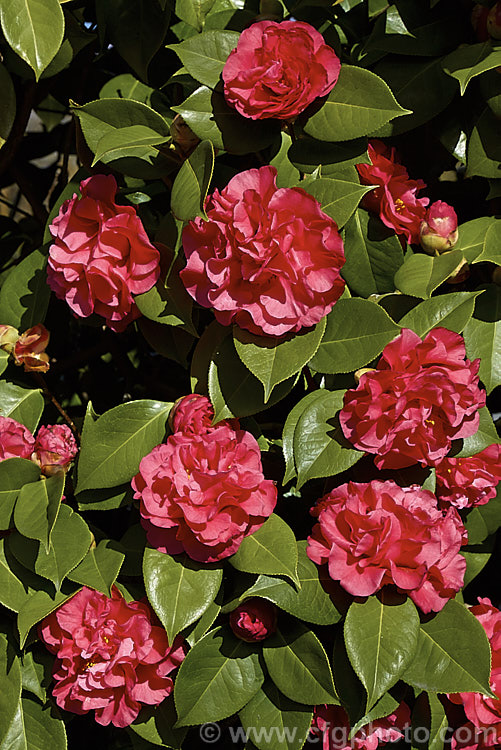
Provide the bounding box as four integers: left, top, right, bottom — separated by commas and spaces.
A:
394, 198, 406, 214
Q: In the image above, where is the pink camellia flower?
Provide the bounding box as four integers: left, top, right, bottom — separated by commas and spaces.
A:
307, 480, 467, 613
356, 140, 429, 245
39, 586, 186, 728
310, 702, 411, 750
435, 444, 501, 510
34, 424, 78, 475
181, 166, 346, 337
229, 598, 277, 642
13, 323, 50, 373
48, 175, 160, 332
340, 327, 485, 470
0, 415, 35, 461
420, 200, 459, 255
222, 20, 340, 121
132, 423, 277, 563
449, 599, 501, 748
168, 393, 239, 435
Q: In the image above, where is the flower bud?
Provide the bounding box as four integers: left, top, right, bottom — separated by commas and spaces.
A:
354, 367, 376, 384
0, 324, 19, 354
471, 4, 490, 41
229, 598, 277, 643
13, 324, 50, 373
446, 259, 470, 285
419, 201, 458, 255
170, 115, 200, 156
487, 2, 501, 39
34, 424, 78, 475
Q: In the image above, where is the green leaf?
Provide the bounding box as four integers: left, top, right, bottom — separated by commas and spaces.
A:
135, 260, 195, 334
0, 0, 64, 80
402, 598, 493, 695
171, 139, 215, 222
309, 299, 400, 374
168, 31, 240, 88
0, 64, 16, 149
233, 319, 325, 402
0, 634, 21, 749
0, 382, 44, 433
457, 406, 499, 457
342, 210, 405, 297
208, 333, 298, 421
263, 624, 337, 705
8, 505, 91, 590
75, 399, 172, 493
0, 459, 41, 530
350, 692, 400, 737
77, 483, 134, 512
17, 589, 76, 648
301, 178, 374, 229
398, 292, 481, 336
14, 473, 65, 552
344, 597, 420, 710
20, 649, 52, 703
186, 598, 222, 647
455, 217, 496, 263
17, 695, 67, 750
411, 691, 449, 750
476, 219, 501, 265
175, 0, 217, 30
0, 540, 29, 613
443, 42, 501, 95
467, 107, 501, 180
304, 65, 410, 143
143, 548, 222, 644
282, 392, 325, 485
463, 316, 501, 394
394, 249, 465, 299
288, 137, 369, 178
239, 681, 313, 750
242, 541, 341, 626
293, 390, 362, 489
66, 539, 125, 596
91, 124, 170, 166
462, 535, 495, 587
230, 515, 299, 586
130, 698, 187, 749
0, 248, 50, 330
270, 133, 300, 188
174, 626, 264, 726
465, 488, 501, 545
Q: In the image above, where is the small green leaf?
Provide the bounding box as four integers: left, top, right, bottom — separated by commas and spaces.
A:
476, 219, 501, 265
0, 248, 50, 330
168, 30, 240, 88
0, 382, 44, 432
467, 107, 501, 180
0, 459, 41, 530
394, 249, 465, 299
67, 539, 125, 596
131, 698, 187, 749
263, 624, 338, 705
282, 392, 325, 485
0, 0, 64, 80
230, 515, 298, 586
457, 406, 499, 457
14, 473, 65, 552
399, 291, 481, 336
455, 217, 496, 263
18, 589, 77, 648
92, 124, 170, 165
270, 133, 300, 188
305, 65, 410, 143
143, 548, 222, 644
443, 42, 501, 95
0, 634, 21, 748
463, 316, 501, 394
171, 140, 215, 222
301, 178, 374, 228
239, 681, 313, 750
174, 626, 264, 726
0, 539, 30, 613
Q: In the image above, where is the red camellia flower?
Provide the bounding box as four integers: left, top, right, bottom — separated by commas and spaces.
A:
307, 480, 467, 613
0, 415, 35, 461
48, 175, 160, 332
39, 586, 186, 728
340, 327, 485, 470
229, 598, 277, 642
357, 140, 429, 244
131, 423, 277, 562
34, 424, 78, 475
310, 702, 411, 750
168, 393, 238, 435
181, 166, 346, 337
435, 444, 501, 510
449, 598, 501, 748
420, 200, 459, 255
222, 20, 340, 121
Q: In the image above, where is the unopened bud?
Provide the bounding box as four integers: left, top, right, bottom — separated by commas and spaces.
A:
13, 324, 50, 373
355, 368, 376, 384
419, 201, 458, 255
487, 2, 501, 39
0, 324, 19, 354
170, 115, 200, 156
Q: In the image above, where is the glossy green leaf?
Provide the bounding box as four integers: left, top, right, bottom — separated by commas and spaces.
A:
171, 139, 214, 221
144, 548, 222, 643
233, 319, 325, 401
0, 0, 64, 80
135, 266, 196, 334
455, 217, 496, 263
0, 634, 21, 749
288, 137, 369, 177
350, 692, 400, 737
239, 681, 313, 750
75, 399, 172, 492
457, 406, 499, 457
394, 249, 465, 299
76, 483, 134, 512
443, 41, 501, 95
476, 219, 501, 265
402, 598, 493, 694
66, 538, 125, 596
293, 389, 362, 489
467, 107, 501, 180
282, 392, 325, 485
20, 649, 52, 703
92, 124, 170, 166
463, 316, 501, 394
399, 291, 481, 336
0, 383, 44, 433
175, 0, 217, 30
263, 624, 337, 705
462, 535, 495, 587
0, 459, 41, 529
301, 178, 374, 228
174, 626, 264, 726
344, 597, 420, 710
0, 539, 29, 613
305, 65, 410, 143
0, 64, 16, 148
465, 488, 501, 545
168, 31, 240, 88
17, 589, 76, 648
309, 299, 400, 374
411, 691, 449, 750
14, 473, 65, 552
0, 248, 50, 330
230, 514, 299, 586
342, 210, 405, 297
130, 698, 187, 749
242, 542, 341, 626
270, 133, 299, 188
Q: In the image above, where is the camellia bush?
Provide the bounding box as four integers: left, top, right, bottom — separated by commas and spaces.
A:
0, 0, 500, 749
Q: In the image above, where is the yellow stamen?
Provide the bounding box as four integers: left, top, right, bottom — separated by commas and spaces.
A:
395, 198, 405, 214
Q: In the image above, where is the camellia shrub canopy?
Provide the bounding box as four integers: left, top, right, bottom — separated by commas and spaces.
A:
0, 0, 500, 749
